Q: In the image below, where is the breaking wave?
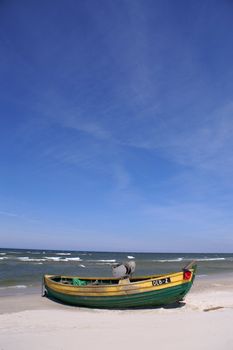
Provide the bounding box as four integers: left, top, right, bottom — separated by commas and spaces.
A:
16, 256, 82, 262
18, 257, 46, 262
0, 285, 27, 290
55, 253, 71, 256
194, 258, 226, 262
155, 258, 184, 263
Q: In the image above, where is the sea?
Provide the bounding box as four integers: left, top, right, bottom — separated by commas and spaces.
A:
0, 248, 233, 294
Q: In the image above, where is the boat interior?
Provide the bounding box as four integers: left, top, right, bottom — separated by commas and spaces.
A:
49, 275, 165, 286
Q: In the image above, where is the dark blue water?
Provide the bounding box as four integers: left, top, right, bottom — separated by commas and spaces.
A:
0, 248, 233, 292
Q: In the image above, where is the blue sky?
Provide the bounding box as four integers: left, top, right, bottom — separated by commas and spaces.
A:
0, 0, 233, 252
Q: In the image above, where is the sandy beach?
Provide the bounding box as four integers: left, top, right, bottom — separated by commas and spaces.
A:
0, 274, 233, 350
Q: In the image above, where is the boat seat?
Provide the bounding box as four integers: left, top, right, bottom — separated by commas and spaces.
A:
118, 278, 130, 285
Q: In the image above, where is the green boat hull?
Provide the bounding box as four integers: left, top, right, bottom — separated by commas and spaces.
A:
46, 281, 193, 309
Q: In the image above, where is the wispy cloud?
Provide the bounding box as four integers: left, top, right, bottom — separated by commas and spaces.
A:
0, 210, 39, 223
142, 200, 233, 251
144, 202, 231, 226
0, 210, 21, 218
113, 101, 233, 176
5, 0, 232, 208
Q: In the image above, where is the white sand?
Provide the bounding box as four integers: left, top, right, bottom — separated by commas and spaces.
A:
0, 275, 233, 350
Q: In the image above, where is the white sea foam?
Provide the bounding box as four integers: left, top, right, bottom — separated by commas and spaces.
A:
0, 257, 8, 260
0, 285, 27, 290
127, 256, 135, 259
44, 256, 82, 262
0, 253, 6, 255
65, 257, 81, 261
80, 264, 86, 268
85, 259, 116, 264
156, 258, 184, 263
45, 256, 62, 261
98, 259, 116, 262
14, 256, 82, 262
55, 253, 71, 256
18, 257, 46, 262
16, 256, 82, 262
195, 258, 226, 262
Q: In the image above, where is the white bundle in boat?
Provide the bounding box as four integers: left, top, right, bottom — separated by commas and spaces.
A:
112, 261, 136, 278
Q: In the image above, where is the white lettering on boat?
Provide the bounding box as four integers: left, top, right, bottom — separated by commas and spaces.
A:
152, 277, 171, 286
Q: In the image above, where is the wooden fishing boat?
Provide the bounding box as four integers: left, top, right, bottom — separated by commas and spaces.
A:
43, 261, 196, 309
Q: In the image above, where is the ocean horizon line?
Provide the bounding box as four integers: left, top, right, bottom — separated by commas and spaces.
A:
1, 247, 233, 254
